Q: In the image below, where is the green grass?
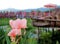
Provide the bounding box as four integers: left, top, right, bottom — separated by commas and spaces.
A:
0, 18, 10, 26
0, 18, 16, 26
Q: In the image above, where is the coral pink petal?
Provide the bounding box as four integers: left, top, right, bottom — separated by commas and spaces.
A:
8, 29, 21, 37
9, 18, 27, 29
21, 18, 27, 28
15, 19, 22, 29
9, 20, 13, 28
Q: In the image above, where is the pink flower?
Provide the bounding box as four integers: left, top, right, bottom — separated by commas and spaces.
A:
20, 18, 27, 28
8, 18, 27, 37
9, 18, 27, 29
8, 29, 21, 37
9, 19, 21, 29
15, 19, 22, 29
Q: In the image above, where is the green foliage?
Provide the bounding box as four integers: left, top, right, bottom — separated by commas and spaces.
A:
40, 31, 52, 39
0, 26, 11, 44
11, 42, 16, 44
0, 18, 16, 26
27, 38, 37, 44
26, 18, 36, 31
0, 28, 5, 44
40, 31, 52, 44
0, 18, 10, 26
0, 18, 54, 44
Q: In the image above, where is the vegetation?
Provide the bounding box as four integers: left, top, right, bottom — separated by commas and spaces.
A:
0, 18, 58, 44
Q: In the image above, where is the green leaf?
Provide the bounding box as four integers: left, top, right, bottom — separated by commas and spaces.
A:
27, 38, 37, 44
5, 36, 10, 44
11, 41, 16, 44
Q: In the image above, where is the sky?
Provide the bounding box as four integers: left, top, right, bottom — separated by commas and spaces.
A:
0, 0, 60, 10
